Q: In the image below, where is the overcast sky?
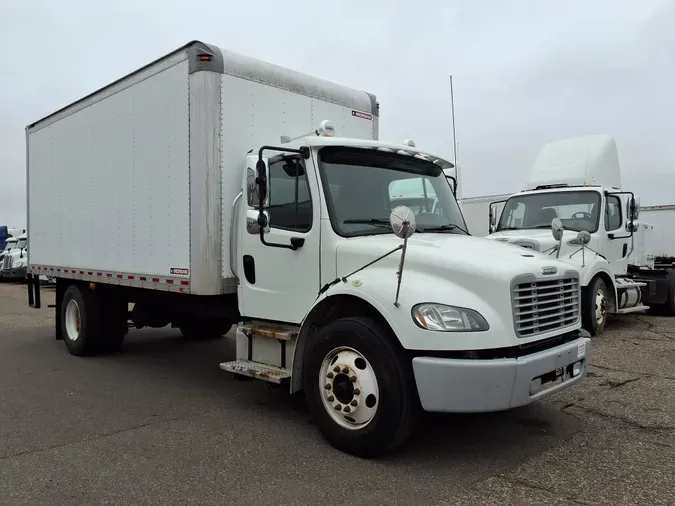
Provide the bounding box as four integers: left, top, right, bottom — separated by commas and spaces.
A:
2, 0, 674, 228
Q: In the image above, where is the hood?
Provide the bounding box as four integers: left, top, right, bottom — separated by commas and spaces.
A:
336, 232, 576, 286
488, 228, 564, 253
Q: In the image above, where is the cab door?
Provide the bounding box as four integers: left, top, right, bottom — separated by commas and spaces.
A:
237, 151, 321, 324
603, 193, 630, 275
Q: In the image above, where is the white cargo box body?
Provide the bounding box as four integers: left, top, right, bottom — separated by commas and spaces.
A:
27, 40, 379, 295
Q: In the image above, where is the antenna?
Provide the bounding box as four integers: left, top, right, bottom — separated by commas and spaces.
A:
449, 75, 457, 167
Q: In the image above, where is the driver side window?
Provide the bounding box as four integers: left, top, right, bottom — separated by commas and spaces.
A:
605, 195, 622, 231
268, 158, 313, 232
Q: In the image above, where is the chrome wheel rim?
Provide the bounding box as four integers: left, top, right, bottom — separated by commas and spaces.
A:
595, 287, 606, 325
65, 299, 81, 341
319, 346, 379, 431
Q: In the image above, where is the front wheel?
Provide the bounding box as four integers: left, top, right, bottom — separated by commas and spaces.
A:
582, 277, 609, 336
303, 317, 418, 458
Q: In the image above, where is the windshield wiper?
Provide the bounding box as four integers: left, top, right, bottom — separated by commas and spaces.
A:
421, 223, 470, 235
343, 218, 392, 230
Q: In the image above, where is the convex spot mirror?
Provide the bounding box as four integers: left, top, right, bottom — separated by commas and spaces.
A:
390, 205, 416, 239
551, 217, 564, 241
576, 230, 591, 245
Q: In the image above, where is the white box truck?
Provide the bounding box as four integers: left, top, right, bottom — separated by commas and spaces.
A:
482, 135, 675, 336
26, 41, 591, 457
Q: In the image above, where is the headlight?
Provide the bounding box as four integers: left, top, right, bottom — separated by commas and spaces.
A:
412, 303, 489, 332
14, 260, 25, 268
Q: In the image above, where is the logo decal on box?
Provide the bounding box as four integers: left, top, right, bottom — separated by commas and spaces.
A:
170, 268, 189, 276
352, 110, 373, 121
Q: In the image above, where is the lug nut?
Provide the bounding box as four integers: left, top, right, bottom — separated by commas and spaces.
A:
327, 372, 334, 379
350, 375, 357, 383
350, 400, 358, 407
353, 388, 360, 395
335, 404, 342, 411
333, 366, 340, 373
344, 406, 351, 413
327, 395, 334, 402
324, 384, 331, 390
342, 367, 349, 374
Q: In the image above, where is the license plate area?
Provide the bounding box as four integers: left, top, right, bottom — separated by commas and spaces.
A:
530, 364, 574, 395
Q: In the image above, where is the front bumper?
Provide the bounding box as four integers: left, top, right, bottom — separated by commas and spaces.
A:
412, 331, 591, 413
1, 266, 27, 280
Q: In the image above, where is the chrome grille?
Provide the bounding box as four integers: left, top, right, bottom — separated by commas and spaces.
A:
2, 255, 12, 270
512, 276, 580, 337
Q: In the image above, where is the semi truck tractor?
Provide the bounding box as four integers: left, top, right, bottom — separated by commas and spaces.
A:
483, 134, 675, 336
26, 40, 591, 457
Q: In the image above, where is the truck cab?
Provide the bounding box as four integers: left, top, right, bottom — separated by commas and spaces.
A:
485, 135, 671, 335
222, 124, 591, 455
2, 233, 28, 281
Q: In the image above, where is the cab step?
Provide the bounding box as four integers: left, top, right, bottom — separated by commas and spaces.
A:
219, 360, 291, 384
239, 323, 298, 341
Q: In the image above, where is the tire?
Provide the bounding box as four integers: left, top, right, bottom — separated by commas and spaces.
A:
653, 271, 675, 316
581, 277, 608, 336
303, 316, 418, 458
179, 320, 232, 340
60, 284, 104, 356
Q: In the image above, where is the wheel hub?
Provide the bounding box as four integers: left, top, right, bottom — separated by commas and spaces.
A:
595, 288, 606, 324
319, 347, 379, 430
64, 299, 82, 341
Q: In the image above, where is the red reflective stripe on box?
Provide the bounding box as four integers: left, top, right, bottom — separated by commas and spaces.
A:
128, 275, 134, 280
152, 277, 160, 282
166, 279, 174, 284
180, 281, 189, 286
140, 276, 147, 281
117, 274, 123, 279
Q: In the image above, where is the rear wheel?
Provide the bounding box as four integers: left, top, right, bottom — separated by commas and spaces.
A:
60, 284, 127, 356
303, 316, 418, 458
61, 285, 103, 356
582, 277, 609, 336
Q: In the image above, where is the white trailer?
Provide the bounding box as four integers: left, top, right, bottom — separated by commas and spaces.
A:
26, 41, 591, 458
459, 193, 512, 237
482, 135, 675, 336
638, 205, 675, 265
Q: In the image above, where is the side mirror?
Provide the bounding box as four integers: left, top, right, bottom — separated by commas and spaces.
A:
488, 207, 497, 233
628, 196, 640, 221
551, 217, 564, 241
246, 157, 270, 208
246, 209, 270, 235
625, 221, 638, 233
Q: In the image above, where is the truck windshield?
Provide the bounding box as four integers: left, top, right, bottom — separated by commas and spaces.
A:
5, 241, 17, 252
16, 238, 28, 250
497, 190, 602, 233
318, 146, 467, 237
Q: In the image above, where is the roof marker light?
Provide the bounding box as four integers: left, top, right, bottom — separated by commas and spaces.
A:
403, 139, 415, 147
317, 120, 335, 137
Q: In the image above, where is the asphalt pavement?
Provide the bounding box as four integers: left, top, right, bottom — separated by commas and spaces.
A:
1, 282, 673, 505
